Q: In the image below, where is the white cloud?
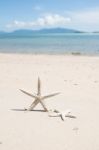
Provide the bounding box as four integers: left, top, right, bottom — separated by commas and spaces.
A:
72, 9, 99, 24
6, 8, 99, 31
67, 8, 99, 31
6, 20, 26, 28
36, 14, 71, 26
6, 14, 71, 29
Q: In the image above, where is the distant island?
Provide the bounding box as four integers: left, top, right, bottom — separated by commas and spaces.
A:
93, 31, 99, 33
0, 28, 84, 36
0, 28, 98, 36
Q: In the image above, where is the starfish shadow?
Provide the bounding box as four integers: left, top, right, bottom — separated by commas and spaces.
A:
11, 108, 46, 112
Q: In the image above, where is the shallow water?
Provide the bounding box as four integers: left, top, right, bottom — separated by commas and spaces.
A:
0, 33, 99, 55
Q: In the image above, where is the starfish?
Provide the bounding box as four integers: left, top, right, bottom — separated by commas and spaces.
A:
48, 109, 76, 121
20, 77, 60, 111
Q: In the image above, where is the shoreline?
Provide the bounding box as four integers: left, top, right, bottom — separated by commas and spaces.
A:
0, 52, 99, 57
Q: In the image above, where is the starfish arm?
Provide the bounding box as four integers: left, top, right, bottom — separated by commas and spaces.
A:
48, 112, 60, 117
39, 101, 48, 111
42, 92, 60, 100
37, 77, 41, 95
19, 89, 37, 98
27, 99, 39, 111
27, 98, 48, 111
61, 114, 66, 121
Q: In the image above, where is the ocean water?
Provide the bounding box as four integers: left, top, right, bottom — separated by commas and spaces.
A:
0, 33, 99, 55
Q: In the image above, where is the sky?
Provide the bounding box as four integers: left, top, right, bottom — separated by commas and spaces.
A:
0, 0, 99, 32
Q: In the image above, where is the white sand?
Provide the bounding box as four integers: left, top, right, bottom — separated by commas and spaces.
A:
0, 53, 99, 150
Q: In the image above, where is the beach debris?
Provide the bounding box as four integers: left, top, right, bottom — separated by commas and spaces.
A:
71, 52, 81, 55
20, 77, 60, 111
48, 109, 76, 121
73, 127, 79, 134
73, 83, 78, 86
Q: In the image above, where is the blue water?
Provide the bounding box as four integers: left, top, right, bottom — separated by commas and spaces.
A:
0, 33, 99, 55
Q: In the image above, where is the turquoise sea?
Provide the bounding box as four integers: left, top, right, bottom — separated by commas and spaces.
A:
0, 33, 99, 55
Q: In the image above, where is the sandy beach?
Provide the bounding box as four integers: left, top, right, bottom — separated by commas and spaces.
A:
0, 53, 99, 150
